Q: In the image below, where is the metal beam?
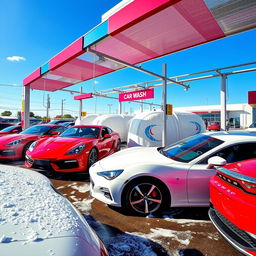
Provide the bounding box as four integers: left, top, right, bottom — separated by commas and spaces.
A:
88, 48, 189, 90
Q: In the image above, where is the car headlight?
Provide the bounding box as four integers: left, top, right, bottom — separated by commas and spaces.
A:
6, 139, 23, 146
97, 170, 124, 180
66, 144, 86, 155
28, 141, 37, 152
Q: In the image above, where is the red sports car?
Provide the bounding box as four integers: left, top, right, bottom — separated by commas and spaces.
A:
207, 121, 221, 131
0, 125, 22, 137
25, 125, 121, 173
0, 124, 66, 160
209, 159, 256, 256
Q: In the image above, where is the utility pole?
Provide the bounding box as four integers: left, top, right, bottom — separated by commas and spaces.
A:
61, 99, 66, 117
46, 94, 50, 119
107, 104, 112, 114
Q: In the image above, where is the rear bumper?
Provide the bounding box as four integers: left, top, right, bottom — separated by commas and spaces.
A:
209, 206, 256, 256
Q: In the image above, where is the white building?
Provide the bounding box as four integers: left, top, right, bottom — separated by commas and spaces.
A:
174, 103, 253, 129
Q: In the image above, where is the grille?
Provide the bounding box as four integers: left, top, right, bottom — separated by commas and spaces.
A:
0, 150, 15, 156
53, 160, 79, 169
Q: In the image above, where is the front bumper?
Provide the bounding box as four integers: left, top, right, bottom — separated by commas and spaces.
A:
25, 154, 86, 173
89, 164, 124, 207
209, 206, 256, 256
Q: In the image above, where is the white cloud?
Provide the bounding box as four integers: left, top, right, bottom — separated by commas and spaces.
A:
6, 56, 26, 62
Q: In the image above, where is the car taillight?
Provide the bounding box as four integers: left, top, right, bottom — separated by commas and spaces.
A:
240, 180, 256, 195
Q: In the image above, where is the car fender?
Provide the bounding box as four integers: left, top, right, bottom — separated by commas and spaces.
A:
117, 163, 188, 207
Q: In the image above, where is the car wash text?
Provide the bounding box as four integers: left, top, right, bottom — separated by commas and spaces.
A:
119, 88, 154, 102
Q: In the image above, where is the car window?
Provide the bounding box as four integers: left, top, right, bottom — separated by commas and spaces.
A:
60, 127, 100, 138
107, 127, 112, 134
46, 126, 66, 135
0, 126, 18, 132
21, 125, 51, 135
198, 142, 256, 164
101, 127, 109, 137
159, 134, 224, 163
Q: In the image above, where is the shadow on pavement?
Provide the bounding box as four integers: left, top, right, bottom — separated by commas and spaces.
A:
83, 214, 170, 256
108, 205, 210, 221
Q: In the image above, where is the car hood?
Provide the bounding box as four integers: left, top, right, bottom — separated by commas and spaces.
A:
96, 146, 173, 170
0, 165, 101, 255
0, 133, 38, 144
30, 137, 94, 157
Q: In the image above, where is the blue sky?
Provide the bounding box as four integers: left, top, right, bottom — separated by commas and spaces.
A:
0, 0, 255, 118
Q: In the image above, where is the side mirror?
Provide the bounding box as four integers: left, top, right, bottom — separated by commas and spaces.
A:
207, 156, 227, 169
103, 134, 111, 139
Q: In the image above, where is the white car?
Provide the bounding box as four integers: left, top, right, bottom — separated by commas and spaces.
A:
247, 122, 256, 132
0, 165, 108, 256
90, 132, 256, 216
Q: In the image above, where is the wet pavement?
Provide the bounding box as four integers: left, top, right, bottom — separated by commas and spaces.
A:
4, 160, 242, 256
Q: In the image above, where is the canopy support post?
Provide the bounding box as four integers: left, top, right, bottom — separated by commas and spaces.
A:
79, 87, 83, 121
24, 85, 30, 129
220, 74, 227, 131
162, 63, 167, 147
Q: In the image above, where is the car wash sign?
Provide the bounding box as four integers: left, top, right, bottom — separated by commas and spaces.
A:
119, 88, 154, 102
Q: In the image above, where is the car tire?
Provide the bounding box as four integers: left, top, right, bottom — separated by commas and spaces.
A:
22, 142, 34, 160
123, 178, 170, 216
87, 148, 98, 170
116, 139, 121, 152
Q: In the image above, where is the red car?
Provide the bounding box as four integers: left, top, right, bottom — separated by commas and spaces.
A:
0, 125, 66, 160
209, 159, 256, 256
208, 121, 221, 131
25, 125, 121, 173
0, 125, 22, 137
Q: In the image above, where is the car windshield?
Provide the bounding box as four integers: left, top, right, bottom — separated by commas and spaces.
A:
159, 134, 224, 163
0, 126, 17, 132
210, 122, 219, 125
59, 127, 100, 139
21, 125, 52, 135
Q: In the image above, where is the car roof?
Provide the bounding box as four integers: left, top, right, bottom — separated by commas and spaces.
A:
205, 131, 256, 142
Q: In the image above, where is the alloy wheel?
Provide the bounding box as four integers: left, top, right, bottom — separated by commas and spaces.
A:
128, 182, 162, 215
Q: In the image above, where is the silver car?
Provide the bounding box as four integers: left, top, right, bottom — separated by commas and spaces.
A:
0, 165, 108, 256
90, 132, 256, 216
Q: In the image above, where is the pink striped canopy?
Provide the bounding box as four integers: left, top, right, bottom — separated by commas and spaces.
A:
24, 0, 256, 91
